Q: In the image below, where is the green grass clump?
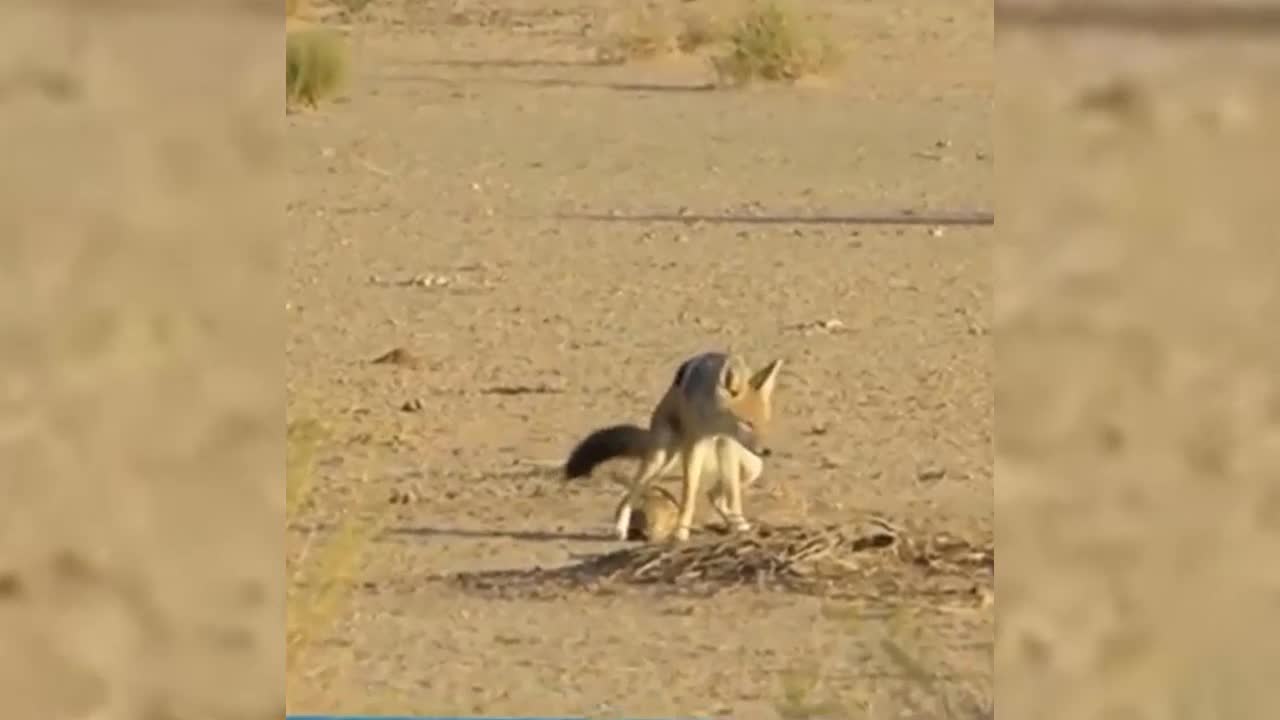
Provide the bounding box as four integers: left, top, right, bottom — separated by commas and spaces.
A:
286, 26, 348, 110
712, 2, 840, 86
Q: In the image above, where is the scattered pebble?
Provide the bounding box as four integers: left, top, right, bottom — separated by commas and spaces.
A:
917, 466, 948, 483
406, 273, 451, 288
401, 398, 425, 412
389, 486, 421, 505
371, 347, 421, 368
819, 318, 845, 332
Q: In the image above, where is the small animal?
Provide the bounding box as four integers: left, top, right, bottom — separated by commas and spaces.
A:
620, 486, 681, 542
565, 351, 783, 542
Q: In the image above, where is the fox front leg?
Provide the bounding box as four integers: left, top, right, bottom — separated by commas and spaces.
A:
674, 440, 711, 542
716, 437, 751, 533
707, 480, 732, 525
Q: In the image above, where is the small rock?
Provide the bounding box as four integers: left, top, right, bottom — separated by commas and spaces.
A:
917, 466, 947, 483
389, 486, 420, 505
372, 347, 420, 368
929, 226, 945, 238
401, 398, 425, 412
819, 318, 845, 332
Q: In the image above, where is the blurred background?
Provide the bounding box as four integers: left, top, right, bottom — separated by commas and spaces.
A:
997, 2, 1280, 718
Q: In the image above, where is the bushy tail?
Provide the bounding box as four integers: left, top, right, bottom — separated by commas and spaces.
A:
564, 424, 653, 479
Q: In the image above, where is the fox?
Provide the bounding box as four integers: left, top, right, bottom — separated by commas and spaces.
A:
564, 351, 784, 542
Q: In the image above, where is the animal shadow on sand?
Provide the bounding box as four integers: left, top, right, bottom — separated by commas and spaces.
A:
385, 525, 612, 543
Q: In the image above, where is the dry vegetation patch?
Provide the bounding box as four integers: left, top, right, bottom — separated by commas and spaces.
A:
450, 519, 993, 601
596, 1, 840, 86
286, 0, 349, 111
596, 3, 729, 63
286, 25, 348, 111
712, 1, 841, 86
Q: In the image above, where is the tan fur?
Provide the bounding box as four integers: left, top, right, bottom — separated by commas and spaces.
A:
617, 486, 680, 543
614, 353, 784, 542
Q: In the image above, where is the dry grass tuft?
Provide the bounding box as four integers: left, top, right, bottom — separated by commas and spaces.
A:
336, 0, 376, 15
596, 3, 728, 64
286, 25, 349, 111
286, 419, 383, 694
711, 1, 841, 86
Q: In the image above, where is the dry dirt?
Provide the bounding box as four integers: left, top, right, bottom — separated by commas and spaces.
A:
286, 0, 993, 716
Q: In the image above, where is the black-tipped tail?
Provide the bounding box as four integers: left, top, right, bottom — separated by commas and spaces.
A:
564, 424, 653, 479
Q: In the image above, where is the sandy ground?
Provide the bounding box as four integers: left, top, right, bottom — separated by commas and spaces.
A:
286, 0, 992, 716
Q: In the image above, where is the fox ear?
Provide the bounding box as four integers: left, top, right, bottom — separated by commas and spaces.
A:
749, 359, 784, 397
719, 355, 749, 396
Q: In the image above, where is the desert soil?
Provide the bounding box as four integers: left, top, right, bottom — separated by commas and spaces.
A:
286, 0, 993, 716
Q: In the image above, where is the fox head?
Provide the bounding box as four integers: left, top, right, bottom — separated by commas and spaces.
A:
718, 356, 784, 457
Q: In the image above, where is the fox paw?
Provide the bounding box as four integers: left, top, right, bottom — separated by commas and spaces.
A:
673, 525, 692, 542
729, 517, 752, 533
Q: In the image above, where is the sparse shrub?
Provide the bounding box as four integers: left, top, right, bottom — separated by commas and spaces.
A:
285, 25, 349, 110
336, 0, 375, 14
712, 1, 840, 86
596, 4, 726, 63
676, 9, 727, 53
596, 6, 680, 63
